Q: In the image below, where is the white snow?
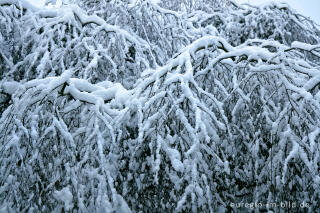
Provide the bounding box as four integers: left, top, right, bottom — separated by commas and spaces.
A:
1, 81, 21, 95
53, 187, 73, 211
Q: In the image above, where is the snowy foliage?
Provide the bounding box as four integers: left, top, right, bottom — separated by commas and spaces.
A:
1, 0, 320, 212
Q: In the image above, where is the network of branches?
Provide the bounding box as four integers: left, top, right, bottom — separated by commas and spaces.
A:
1, 0, 320, 212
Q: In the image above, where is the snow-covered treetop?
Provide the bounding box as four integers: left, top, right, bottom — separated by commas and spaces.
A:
1, 0, 320, 212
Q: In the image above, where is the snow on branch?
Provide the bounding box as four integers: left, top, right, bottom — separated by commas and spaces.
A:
1, 0, 320, 212
2, 30, 320, 212
0, 71, 133, 212
0, 0, 152, 90
119, 35, 320, 211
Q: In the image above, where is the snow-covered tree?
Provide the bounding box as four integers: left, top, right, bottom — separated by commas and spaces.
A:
1, 0, 320, 212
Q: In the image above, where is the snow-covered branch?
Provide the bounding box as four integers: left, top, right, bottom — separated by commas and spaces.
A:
1, 0, 320, 212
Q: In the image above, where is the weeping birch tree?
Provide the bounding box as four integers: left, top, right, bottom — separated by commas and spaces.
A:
1, 0, 320, 212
